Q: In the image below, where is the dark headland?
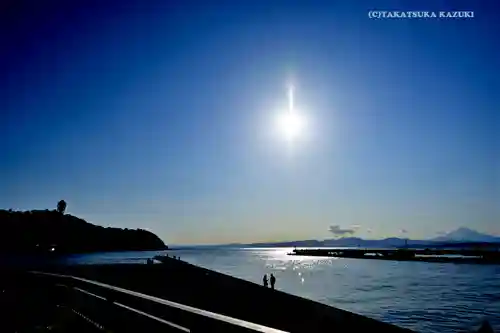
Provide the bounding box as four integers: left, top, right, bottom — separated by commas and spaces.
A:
0, 206, 167, 255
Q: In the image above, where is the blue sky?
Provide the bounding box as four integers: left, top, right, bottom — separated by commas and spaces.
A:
1, 0, 498, 244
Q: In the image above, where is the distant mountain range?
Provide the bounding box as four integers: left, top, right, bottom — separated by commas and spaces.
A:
215, 227, 500, 248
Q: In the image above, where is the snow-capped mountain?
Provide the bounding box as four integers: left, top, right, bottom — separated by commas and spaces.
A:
431, 227, 500, 243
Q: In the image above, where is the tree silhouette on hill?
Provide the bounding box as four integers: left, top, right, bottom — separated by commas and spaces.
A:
57, 200, 67, 214
0, 207, 167, 254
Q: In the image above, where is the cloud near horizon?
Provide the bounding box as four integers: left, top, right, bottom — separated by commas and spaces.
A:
328, 225, 359, 236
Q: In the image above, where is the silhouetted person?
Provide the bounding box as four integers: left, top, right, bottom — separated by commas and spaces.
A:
263, 274, 268, 287
270, 274, 276, 290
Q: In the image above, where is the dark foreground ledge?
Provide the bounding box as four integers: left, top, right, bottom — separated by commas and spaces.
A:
43, 257, 415, 333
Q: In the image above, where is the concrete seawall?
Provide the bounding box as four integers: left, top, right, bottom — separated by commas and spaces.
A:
47, 257, 416, 333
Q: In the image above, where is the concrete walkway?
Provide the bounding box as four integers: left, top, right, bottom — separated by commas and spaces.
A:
46, 258, 416, 333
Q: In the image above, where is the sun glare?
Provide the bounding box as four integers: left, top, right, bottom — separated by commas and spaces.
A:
274, 83, 307, 144
277, 111, 304, 142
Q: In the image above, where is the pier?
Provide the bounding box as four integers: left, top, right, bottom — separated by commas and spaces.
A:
289, 247, 500, 264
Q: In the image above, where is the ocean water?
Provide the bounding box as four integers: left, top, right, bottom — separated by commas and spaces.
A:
63, 247, 500, 333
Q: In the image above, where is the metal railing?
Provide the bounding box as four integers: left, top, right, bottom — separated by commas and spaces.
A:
30, 271, 289, 333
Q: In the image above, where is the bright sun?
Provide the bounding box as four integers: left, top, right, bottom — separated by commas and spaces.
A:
275, 84, 306, 143
277, 111, 304, 141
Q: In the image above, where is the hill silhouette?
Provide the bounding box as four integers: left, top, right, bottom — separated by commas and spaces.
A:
0, 209, 167, 254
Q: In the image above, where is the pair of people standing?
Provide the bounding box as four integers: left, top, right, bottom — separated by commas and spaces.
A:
263, 273, 276, 289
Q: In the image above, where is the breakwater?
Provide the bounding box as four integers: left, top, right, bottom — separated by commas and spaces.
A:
289, 248, 500, 264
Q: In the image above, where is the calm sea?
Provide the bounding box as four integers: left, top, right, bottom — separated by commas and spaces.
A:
62, 247, 500, 333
